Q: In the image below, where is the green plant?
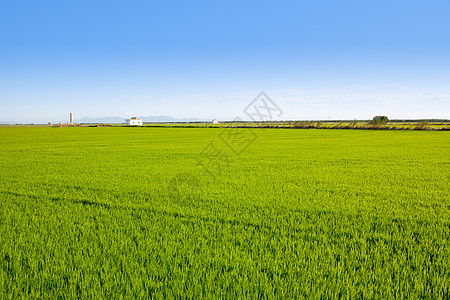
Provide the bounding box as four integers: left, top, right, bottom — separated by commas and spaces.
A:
0, 127, 448, 298
414, 120, 430, 130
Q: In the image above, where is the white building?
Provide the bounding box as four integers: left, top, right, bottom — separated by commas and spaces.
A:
212, 119, 219, 124
125, 117, 143, 126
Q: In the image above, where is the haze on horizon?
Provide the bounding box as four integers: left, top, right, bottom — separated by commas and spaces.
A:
1, 0, 449, 123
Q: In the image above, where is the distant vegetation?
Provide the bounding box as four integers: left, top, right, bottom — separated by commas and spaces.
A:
2, 119, 449, 131
372, 116, 390, 124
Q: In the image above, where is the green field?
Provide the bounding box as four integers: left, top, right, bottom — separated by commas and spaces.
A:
0, 127, 449, 298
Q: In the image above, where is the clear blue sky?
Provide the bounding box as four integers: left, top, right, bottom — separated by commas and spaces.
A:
1, 0, 449, 123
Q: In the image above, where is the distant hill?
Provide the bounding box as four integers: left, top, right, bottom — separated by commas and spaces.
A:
75, 116, 208, 123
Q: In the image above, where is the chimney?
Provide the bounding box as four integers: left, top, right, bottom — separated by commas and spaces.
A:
70, 113, 74, 125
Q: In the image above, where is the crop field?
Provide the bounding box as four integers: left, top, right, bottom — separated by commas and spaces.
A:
0, 127, 449, 298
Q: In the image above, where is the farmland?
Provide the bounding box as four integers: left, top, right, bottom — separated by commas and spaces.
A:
0, 126, 449, 298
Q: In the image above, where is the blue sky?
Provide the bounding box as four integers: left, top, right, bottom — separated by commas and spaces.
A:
1, 0, 449, 123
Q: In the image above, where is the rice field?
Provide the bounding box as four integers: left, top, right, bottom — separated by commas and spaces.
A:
0, 126, 449, 298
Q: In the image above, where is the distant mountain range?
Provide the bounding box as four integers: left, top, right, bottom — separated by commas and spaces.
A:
75, 115, 209, 123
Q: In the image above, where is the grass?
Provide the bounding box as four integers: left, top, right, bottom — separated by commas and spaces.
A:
0, 127, 449, 298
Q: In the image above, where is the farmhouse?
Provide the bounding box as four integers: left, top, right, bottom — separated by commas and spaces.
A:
125, 117, 143, 126
212, 119, 219, 124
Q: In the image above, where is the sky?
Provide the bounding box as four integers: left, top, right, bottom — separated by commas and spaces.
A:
0, 0, 449, 123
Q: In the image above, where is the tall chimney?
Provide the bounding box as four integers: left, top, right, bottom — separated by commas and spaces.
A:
70, 113, 73, 125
